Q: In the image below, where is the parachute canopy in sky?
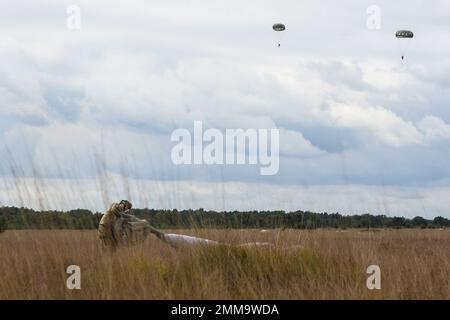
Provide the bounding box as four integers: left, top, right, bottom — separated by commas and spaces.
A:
395, 30, 414, 38
395, 30, 414, 60
272, 23, 286, 32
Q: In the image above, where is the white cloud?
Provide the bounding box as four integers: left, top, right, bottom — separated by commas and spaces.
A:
279, 128, 325, 157
328, 102, 423, 147
417, 115, 450, 143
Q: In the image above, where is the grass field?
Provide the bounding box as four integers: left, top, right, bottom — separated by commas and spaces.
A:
1, 228, 450, 299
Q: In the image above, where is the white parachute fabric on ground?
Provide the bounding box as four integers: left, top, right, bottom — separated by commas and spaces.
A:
163, 233, 219, 248
112, 215, 274, 249
162, 232, 273, 249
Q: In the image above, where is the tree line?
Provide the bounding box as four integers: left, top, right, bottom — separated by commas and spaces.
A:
0, 206, 449, 232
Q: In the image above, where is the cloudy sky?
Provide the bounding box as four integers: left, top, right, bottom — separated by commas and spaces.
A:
1, 0, 450, 217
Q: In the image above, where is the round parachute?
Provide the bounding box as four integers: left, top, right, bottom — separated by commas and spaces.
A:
272, 23, 286, 32
395, 30, 414, 60
395, 30, 414, 38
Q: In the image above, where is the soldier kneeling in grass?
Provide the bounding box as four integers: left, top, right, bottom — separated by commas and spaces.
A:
98, 200, 155, 250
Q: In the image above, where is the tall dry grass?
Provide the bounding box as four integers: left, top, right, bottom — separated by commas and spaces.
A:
1, 228, 450, 299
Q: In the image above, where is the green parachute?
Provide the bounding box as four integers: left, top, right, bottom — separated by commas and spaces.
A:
395, 30, 414, 38
272, 23, 286, 32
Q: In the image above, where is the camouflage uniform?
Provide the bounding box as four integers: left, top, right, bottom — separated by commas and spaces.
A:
98, 203, 151, 249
